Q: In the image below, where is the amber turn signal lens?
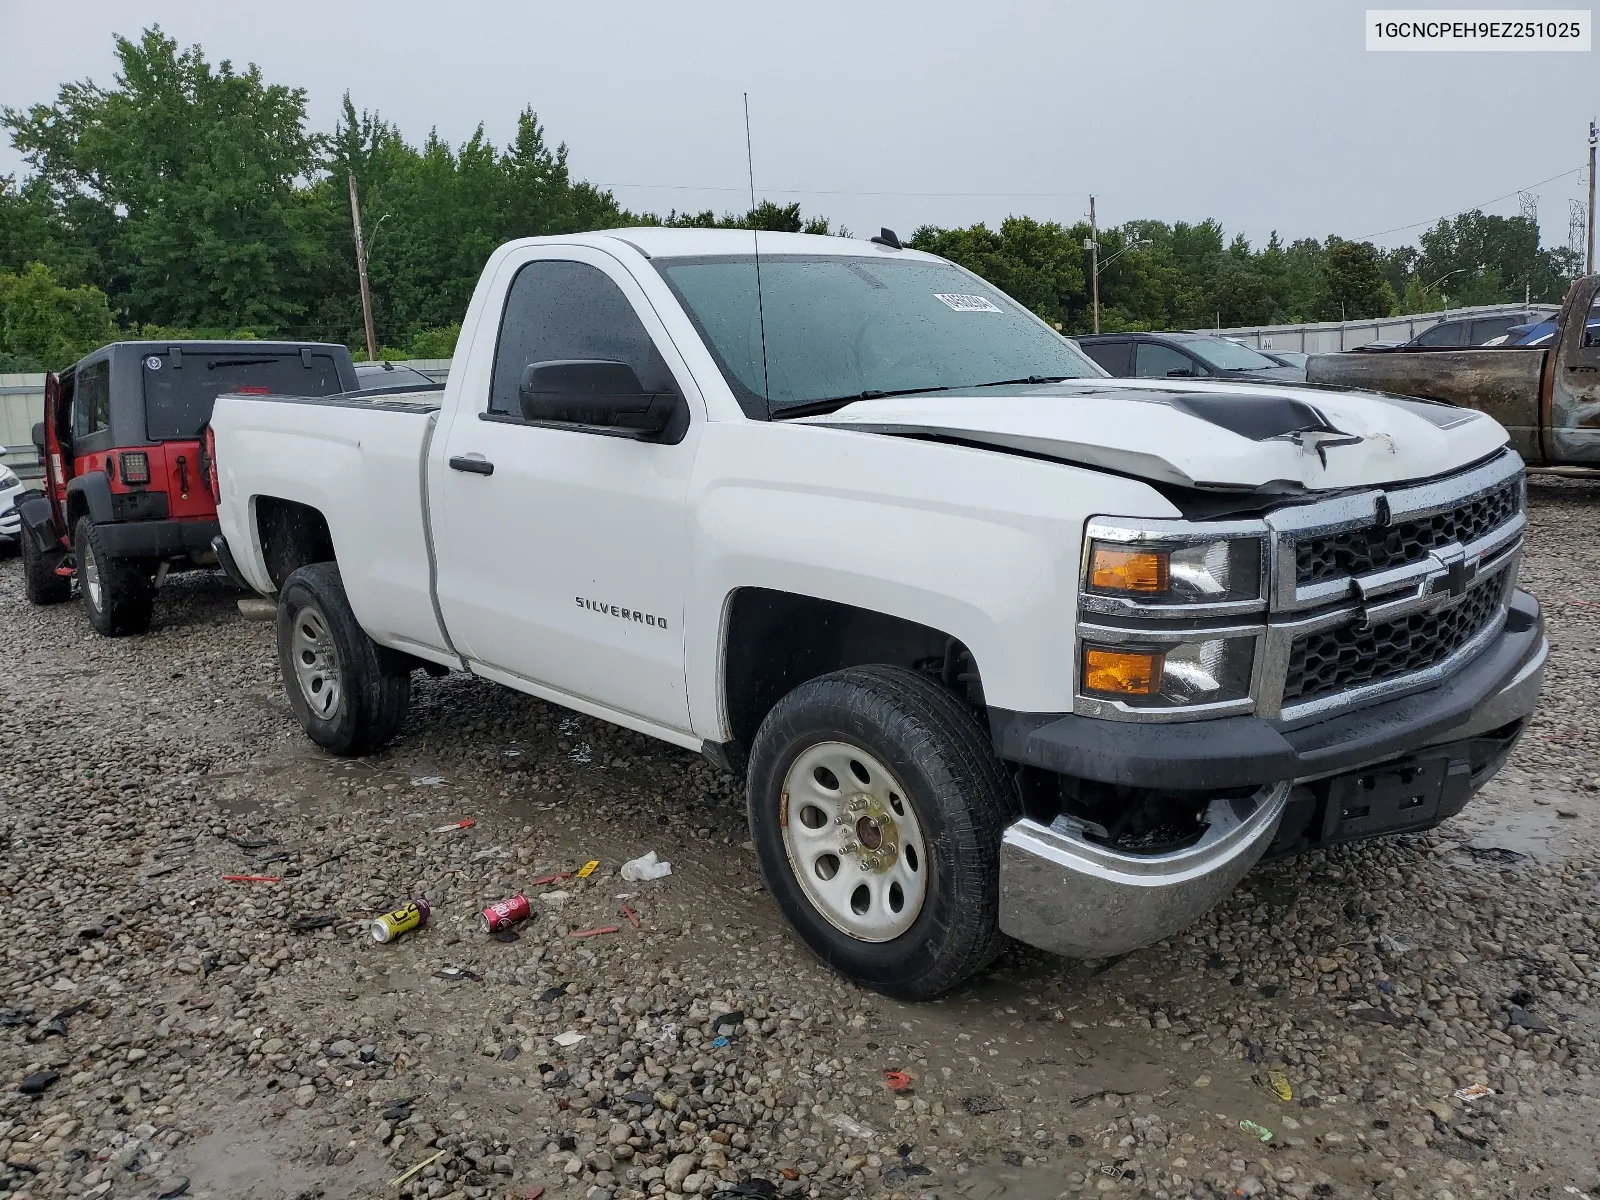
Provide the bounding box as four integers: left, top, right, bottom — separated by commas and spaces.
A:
1083, 647, 1163, 696
1089, 545, 1169, 594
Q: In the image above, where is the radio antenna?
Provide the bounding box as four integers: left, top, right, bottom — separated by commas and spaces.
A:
743, 93, 772, 407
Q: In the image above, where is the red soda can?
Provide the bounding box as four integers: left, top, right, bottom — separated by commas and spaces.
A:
480, 893, 531, 933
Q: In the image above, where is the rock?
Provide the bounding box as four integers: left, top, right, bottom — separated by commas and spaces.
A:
293, 1084, 317, 1108
328, 1039, 358, 1057
664, 1153, 698, 1189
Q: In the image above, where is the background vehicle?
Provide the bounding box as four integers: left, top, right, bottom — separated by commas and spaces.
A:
353, 361, 439, 392
1077, 331, 1306, 381
1308, 276, 1600, 468
1356, 312, 1535, 351
1258, 349, 1308, 369
17, 341, 358, 634
0, 463, 21, 555
211, 230, 1545, 1000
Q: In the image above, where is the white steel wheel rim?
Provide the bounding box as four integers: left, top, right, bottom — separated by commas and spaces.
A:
290, 603, 344, 720
82, 543, 102, 611
781, 740, 928, 943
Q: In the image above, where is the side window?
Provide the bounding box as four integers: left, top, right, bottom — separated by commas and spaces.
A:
1585, 293, 1600, 349
489, 260, 671, 416
1470, 318, 1515, 345
1135, 342, 1202, 379
1080, 340, 1132, 375
73, 360, 111, 438
1413, 321, 1466, 348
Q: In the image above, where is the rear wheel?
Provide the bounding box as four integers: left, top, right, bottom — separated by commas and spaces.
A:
75, 516, 155, 636
21, 524, 71, 605
747, 665, 1017, 1000
276, 562, 411, 756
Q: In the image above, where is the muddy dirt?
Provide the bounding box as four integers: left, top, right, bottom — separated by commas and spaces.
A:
0, 481, 1597, 1200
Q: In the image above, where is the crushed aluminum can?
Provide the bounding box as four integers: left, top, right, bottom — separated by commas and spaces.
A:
480, 893, 532, 933
370, 900, 430, 943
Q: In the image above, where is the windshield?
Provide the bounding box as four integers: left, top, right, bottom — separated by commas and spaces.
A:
1179, 337, 1281, 372
141, 350, 346, 439
653, 254, 1103, 415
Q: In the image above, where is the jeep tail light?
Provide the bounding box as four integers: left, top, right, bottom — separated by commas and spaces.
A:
119, 451, 151, 485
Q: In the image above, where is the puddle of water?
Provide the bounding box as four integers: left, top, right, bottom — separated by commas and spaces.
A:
1454, 804, 1567, 862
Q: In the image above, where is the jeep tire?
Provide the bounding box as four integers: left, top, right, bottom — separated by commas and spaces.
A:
746, 665, 1017, 1001
276, 562, 411, 756
75, 516, 155, 635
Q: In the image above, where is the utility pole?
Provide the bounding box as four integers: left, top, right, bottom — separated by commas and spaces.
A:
1088, 196, 1100, 334
1587, 119, 1597, 276
348, 171, 378, 363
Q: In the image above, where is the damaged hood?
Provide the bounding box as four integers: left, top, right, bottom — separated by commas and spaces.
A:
795, 377, 1510, 492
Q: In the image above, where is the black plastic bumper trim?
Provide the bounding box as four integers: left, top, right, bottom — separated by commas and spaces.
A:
991, 589, 1544, 790
93, 518, 220, 560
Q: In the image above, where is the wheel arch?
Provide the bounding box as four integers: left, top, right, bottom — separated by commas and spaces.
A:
716, 587, 985, 769
253, 495, 337, 589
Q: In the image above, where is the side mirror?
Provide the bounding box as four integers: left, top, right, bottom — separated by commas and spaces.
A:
518, 360, 680, 437
31, 422, 47, 451
1165, 368, 1195, 378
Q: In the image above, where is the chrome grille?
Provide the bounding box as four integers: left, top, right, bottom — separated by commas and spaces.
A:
1294, 477, 1521, 587
1282, 572, 1510, 705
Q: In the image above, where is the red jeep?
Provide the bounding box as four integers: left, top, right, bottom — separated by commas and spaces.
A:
18, 341, 358, 635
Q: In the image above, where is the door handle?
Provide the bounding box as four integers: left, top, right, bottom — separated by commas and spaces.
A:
449, 455, 494, 476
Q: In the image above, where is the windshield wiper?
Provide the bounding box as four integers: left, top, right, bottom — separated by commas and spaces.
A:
772, 376, 1073, 419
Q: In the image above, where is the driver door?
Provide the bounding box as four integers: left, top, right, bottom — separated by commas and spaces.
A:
430, 248, 702, 737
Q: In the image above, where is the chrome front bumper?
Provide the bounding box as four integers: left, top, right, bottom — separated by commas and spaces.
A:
999, 784, 1289, 959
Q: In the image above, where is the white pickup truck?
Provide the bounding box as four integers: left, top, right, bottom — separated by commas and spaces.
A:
210, 228, 1547, 999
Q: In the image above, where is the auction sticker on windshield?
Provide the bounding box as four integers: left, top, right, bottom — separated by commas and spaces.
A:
934, 293, 1002, 312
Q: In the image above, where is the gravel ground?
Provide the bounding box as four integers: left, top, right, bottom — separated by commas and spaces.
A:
1, 481, 1598, 1200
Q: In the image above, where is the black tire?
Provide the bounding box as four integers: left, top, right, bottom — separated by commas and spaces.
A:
747, 665, 1017, 1000
276, 562, 411, 756
75, 516, 155, 636
20, 525, 71, 605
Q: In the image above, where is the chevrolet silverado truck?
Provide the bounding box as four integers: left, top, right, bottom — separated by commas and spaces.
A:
1308, 274, 1600, 467
209, 230, 1547, 999
17, 340, 359, 634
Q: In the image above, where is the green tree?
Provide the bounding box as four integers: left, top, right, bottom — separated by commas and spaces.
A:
1321, 239, 1397, 320
0, 261, 116, 371
4, 27, 321, 331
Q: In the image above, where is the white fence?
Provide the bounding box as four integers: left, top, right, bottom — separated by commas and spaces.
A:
0, 360, 453, 482
1205, 302, 1559, 353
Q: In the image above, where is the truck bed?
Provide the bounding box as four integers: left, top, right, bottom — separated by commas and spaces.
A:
1306, 349, 1545, 462
210, 389, 454, 663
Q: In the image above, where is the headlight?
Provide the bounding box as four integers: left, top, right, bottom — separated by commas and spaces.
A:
1087, 536, 1262, 603
0, 466, 17, 489
1081, 635, 1255, 707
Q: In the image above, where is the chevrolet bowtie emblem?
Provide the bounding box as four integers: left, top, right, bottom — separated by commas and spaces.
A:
1443, 554, 1477, 598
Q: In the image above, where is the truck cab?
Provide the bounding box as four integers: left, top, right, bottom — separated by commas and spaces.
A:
18, 341, 358, 634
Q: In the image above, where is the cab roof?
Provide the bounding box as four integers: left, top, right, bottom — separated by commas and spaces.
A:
514, 227, 945, 262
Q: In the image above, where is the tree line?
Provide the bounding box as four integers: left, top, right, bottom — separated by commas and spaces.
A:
0, 27, 1583, 372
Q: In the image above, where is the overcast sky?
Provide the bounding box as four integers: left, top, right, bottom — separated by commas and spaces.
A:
1, 0, 1595, 253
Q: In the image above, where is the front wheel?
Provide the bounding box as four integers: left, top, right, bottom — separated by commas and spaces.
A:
76, 517, 154, 635
276, 562, 411, 756
747, 665, 1017, 1000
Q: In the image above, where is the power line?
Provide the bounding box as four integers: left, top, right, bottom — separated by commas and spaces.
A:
596, 182, 1098, 200
1356, 166, 1585, 241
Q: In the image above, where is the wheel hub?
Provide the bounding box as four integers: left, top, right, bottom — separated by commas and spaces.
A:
289, 603, 344, 721
780, 741, 927, 942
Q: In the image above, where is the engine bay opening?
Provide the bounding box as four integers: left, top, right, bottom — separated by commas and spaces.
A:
1017, 767, 1258, 856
